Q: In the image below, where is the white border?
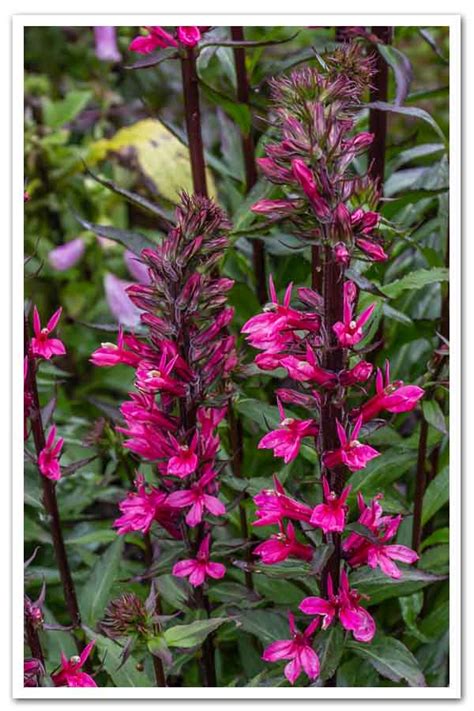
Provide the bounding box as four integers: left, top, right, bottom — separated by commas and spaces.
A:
12, 13, 461, 700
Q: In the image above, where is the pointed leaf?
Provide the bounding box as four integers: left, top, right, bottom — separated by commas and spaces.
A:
79, 537, 124, 626
347, 634, 426, 687
163, 618, 227, 648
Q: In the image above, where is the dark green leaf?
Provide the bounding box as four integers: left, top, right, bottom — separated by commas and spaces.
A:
79, 537, 124, 626
164, 618, 227, 648
347, 634, 426, 687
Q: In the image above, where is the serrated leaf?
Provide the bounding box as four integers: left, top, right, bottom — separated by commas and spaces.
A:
79, 537, 124, 626
378, 268, 449, 299
163, 618, 227, 648
347, 634, 426, 687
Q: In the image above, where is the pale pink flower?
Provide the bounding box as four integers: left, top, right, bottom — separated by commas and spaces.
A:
48, 238, 85, 271
52, 640, 97, 687
322, 416, 380, 472
300, 570, 376, 643
94, 27, 122, 62
104, 273, 142, 328
258, 398, 318, 463
358, 360, 424, 422
124, 250, 151, 284
253, 475, 313, 528
262, 613, 320, 685
172, 534, 225, 587
38, 426, 64, 481
310, 477, 351, 533
30, 306, 66, 360
253, 521, 313, 565
166, 466, 225, 527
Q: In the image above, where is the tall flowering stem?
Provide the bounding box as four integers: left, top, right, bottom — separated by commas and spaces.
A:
242, 44, 424, 686
231, 26, 268, 305
24, 316, 82, 632
180, 46, 208, 197
368, 27, 392, 190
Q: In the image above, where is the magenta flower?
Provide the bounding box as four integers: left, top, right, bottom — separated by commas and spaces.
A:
52, 640, 97, 687
356, 237, 388, 262
166, 466, 225, 526
343, 493, 418, 579
24, 658, 44, 687
129, 26, 178, 54
104, 273, 142, 328
262, 613, 320, 685
114, 475, 181, 539
358, 360, 424, 423
253, 475, 313, 528
310, 478, 351, 533
339, 360, 373, 387
251, 198, 299, 218
258, 399, 318, 463
94, 26, 122, 62
334, 242, 351, 265
48, 238, 85, 271
322, 416, 380, 472
254, 521, 313, 565
135, 354, 187, 397
90, 328, 142, 368
299, 570, 376, 643
350, 208, 379, 234
30, 306, 66, 360
176, 26, 202, 47
166, 434, 199, 478
172, 534, 225, 587
333, 281, 376, 347
291, 158, 330, 219
280, 345, 338, 388
38, 426, 64, 481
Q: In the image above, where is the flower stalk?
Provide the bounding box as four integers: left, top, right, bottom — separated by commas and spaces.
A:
180, 46, 208, 197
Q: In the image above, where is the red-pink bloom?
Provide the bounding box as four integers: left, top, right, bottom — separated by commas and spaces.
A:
166, 466, 225, 527
334, 242, 351, 265
48, 238, 85, 271
24, 658, 44, 687
351, 208, 379, 234
358, 360, 424, 422
129, 26, 178, 53
114, 475, 180, 538
280, 345, 337, 388
30, 306, 66, 360
339, 360, 373, 386
333, 281, 376, 347
343, 493, 418, 578
90, 328, 142, 367
262, 613, 320, 685
299, 569, 376, 643
253, 521, 313, 565
253, 475, 313, 527
166, 433, 199, 478
135, 353, 187, 396
356, 237, 388, 262
291, 158, 330, 219
251, 198, 298, 217
38, 426, 64, 481
310, 478, 351, 533
172, 534, 225, 587
176, 26, 202, 47
322, 416, 380, 472
258, 399, 318, 463
52, 640, 97, 687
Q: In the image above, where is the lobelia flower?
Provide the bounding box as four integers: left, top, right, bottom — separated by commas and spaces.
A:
90, 328, 142, 368
124, 250, 152, 284
356, 237, 388, 262
103, 273, 142, 328
129, 26, 204, 54
251, 198, 300, 218
258, 398, 318, 463
94, 27, 121, 62
52, 640, 97, 687
166, 465, 225, 527
30, 306, 66, 360
339, 360, 373, 387
280, 344, 338, 389
334, 242, 351, 265
262, 613, 320, 685
172, 534, 225, 587
343, 493, 419, 578
48, 238, 85, 271
114, 475, 181, 539
291, 158, 331, 219
176, 26, 202, 47
357, 360, 424, 423
310, 477, 351, 533
322, 416, 380, 472
135, 354, 187, 397
166, 433, 199, 478
38, 426, 64, 481
253, 475, 313, 528
299, 569, 376, 643
333, 281, 376, 347
24, 658, 44, 687
253, 521, 313, 564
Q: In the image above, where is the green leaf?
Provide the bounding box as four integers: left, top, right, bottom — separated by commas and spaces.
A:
79, 537, 124, 626
348, 449, 415, 495
422, 400, 447, 435
84, 628, 153, 687
317, 625, 345, 682
377, 44, 413, 105
163, 618, 227, 648
420, 527, 449, 551
347, 634, 426, 687
43, 90, 92, 128
147, 634, 172, 665
236, 609, 289, 644
422, 466, 449, 526
388, 143, 445, 172
199, 80, 252, 135
73, 214, 156, 256
365, 101, 447, 145
350, 567, 445, 605
378, 267, 449, 299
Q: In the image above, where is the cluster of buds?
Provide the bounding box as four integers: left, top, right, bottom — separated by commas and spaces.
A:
91, 193, 236, 587
241, 46, 424, 685
129, 25, 209, 54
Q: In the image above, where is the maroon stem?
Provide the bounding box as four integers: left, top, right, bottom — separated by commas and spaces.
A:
231, 26, 268, 305
180, 47, 208, 197
24, 316, 82, 631
411, 417, 429, 554
144, 534, 167, 687
368, 27, 392, 190
25, 614, 45, 669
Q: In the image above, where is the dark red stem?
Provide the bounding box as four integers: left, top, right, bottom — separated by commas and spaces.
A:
368, 27, 393, 190
231, 26, 268, 305
411, 417, 429, 554
180, 47, 208, 197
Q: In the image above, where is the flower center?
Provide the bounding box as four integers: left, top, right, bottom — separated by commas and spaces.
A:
101, 342, 118, 350
349, 320, 357, 331
281, 417, 295, 427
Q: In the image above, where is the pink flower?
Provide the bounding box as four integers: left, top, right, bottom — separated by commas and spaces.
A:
310, 478, 351, 533
356, 238, 388, 262
280, 345, 337, 388
166, 434, 199, 478
135, 353, 187, 397
52, 640, 97, 687
334, 242, 351, 265
48, 238, 85, 271
176, 26, 202, 47
351, 208, 379, 234
90, 328, 142, 367
30, 306, 66, 360
343, 493, 418, 578
251, 198, 298, 217
38, 426, 64, 481
172, 534, 225, 587
166, 466, 225, 527
253, 521, 313, 565
94, 26, 122, 62
114, 475, 181, 539
124, 250, 151, 284
322, 416, 380, 472
291, 158, 330, 219
339, 360, 373, 386
129, 26, 178, 54
299, 569, 376, 643
358, 360, 424, 423
262, 613, 320, 685
333, 281, 376, 347
258, 399, 318, 463
104, 273, 142, 328
253, 475, 313, 528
